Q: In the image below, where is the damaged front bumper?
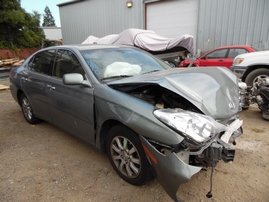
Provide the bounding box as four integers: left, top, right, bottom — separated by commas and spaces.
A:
140, 135, 201, 202
140, 118, 243, 202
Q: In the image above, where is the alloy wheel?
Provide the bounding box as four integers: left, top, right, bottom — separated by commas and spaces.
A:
22, 97, 33, 121
110, 136, 141, 178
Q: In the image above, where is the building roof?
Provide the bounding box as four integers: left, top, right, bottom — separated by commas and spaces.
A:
57, 0, 84, 7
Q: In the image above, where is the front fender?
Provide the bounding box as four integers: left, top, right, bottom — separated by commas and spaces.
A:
140, 136, 201, 202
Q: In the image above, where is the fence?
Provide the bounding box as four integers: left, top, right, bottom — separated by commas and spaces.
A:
0, 48, 39, 60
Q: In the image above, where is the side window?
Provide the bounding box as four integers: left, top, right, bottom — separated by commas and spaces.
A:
28, 50, 55, 75
53, 49, 85, 78
228, 49, 248, 58
206, 49, 227, 59
228, 48, 248, 58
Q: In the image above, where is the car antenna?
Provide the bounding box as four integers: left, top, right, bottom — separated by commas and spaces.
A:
206, 147, 214, 198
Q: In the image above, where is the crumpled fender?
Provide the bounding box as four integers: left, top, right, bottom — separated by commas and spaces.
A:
139, 136, 201, 202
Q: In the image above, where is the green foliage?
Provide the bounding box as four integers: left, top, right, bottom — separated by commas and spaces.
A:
42, 6, 56, 27
0, 0, 45, 49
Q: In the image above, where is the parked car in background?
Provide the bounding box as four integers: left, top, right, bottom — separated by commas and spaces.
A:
9, 44, 243, 201
230, 50, 269, 86
179, 45, 258, 68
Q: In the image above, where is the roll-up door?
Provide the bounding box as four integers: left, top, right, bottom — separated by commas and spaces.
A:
145, 0, 198, 39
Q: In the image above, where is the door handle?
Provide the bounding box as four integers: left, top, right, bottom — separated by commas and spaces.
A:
21, 77, 28, 82
47, 84, 56, 90
218, 60, 224, 62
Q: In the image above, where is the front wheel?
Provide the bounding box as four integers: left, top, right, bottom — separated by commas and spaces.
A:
20, 93, 40, 124
245, 68, 269, 86
106, 124, 153, 186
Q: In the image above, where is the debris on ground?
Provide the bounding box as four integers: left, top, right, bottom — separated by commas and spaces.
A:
0, 84, 9, 91
0, 58, 25, 68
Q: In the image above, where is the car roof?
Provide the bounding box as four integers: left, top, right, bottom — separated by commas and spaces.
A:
213, 45, 253, 49
43, 44, 133, 51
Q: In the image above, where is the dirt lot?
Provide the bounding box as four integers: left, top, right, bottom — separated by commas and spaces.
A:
0, 77, 268, 202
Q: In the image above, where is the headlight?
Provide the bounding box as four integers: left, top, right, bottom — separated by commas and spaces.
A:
233, 58, 244, 65
153, 109, 226, 143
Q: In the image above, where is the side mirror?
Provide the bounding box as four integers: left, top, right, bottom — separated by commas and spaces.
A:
63, 73, 91, 87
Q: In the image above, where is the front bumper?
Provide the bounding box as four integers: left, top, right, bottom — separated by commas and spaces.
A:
140, 136, 201, 202
230, 65, 248, 79
140, 118, 243, 202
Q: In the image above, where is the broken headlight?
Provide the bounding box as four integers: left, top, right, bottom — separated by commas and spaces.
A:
153, 109, 226, 143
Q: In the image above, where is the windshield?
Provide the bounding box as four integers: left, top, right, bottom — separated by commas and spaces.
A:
81, 47, 171, 82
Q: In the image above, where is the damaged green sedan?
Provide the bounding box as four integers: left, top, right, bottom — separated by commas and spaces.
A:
9, 45, 243, 201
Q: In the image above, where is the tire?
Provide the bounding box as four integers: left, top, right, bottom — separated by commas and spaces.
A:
242, 104, 249, 110
106, 124, 153, 186
241, 98, 250, 110
20, 93, 40, 124
168, 61, 176, 68
245, 68, 269, 86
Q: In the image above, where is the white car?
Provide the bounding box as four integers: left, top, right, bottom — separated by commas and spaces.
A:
230, 50, 269, 86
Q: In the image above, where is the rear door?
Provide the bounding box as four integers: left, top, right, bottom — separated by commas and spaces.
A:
226, 48, 249, 68
46, 48, 95, 144
21, 49, 55, 120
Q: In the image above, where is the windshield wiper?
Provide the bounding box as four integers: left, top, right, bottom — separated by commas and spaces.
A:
101, 75, 133, 81
142, 70, 160, 74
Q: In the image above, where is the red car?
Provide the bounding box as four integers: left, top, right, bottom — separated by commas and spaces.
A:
179, 45, 258, 68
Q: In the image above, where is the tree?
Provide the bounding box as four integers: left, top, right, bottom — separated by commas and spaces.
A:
17, 11, 45, 48
0, 0, 45, 48
0, 0, 26, 48
42, 6, 56, 27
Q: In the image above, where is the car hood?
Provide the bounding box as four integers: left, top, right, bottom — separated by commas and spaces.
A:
234, 50, 269, 66
108, 67, 240, 119
236, 50, 269, 58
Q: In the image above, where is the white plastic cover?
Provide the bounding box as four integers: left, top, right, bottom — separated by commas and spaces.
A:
82, 28, 195, 55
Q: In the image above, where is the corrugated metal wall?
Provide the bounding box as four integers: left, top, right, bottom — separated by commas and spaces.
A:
59, 0, 143, 44
59, 0, 269, 52
197, 0, 269, 54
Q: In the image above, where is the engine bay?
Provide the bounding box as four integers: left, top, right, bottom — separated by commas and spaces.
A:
110, 83, 202, 113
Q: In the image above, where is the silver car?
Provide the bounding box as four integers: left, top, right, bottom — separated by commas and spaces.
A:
9, 45, 243, 201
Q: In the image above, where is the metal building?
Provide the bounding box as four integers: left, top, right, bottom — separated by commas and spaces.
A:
58, 0, 269, 54
197, 0, 269, 54
58, 0, 144, 45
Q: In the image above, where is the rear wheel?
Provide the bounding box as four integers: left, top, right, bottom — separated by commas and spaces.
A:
167, 61, 176, 68
106, 124, 153, 185
245, 68, 269, 86
20, 93, 40, 124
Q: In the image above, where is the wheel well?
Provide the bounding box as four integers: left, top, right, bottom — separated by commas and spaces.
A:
99, 120, 142, 154
17, 90, 24, 106
99, 120, 123, 153
242, 65, 269, 81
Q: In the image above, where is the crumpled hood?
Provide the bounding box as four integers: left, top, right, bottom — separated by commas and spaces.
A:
108, 67, 240, 119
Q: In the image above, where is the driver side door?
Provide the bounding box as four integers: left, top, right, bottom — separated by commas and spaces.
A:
199, 49, 228, 67
46, 48, 96, 144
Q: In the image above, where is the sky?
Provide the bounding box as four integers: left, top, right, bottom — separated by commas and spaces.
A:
21, 0, 65, 27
